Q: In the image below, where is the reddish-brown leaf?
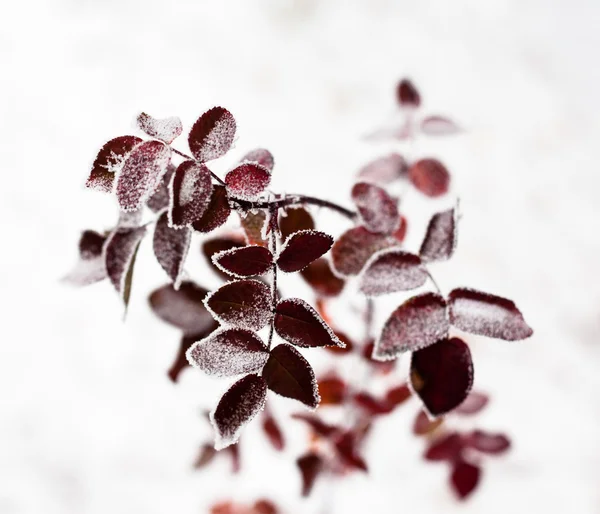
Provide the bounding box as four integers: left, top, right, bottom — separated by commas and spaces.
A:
300, 258, 345, 297
169, 160, 213, 228
397, 79, 421, 107
385, 383, 412, 406
408, 158, 450, 197
202, 236, 245, 279
291, 413, 338, 438
424, 432, 464, 462
331, 226, 394, 277
451, 460, 481, 500
213, 245, 273, 278
334, 431, 368, 472
420, 207, 457, 262
413, 410, 444, 435
448, 288, 533, 341
297, 452, 324, 497
240, 210, 268, 247
189, 107, 236, 163
359, 249, 427, 297
153, 211, 191, 288
317, 375, 347, 405
351, 182, 399, 235
392, 215, 408, 243
420, 115, 461, 136
211, 374, 267, 449
274, 298, 343, 348
240, 148, 275, 172
191, 185, 232, 233
205, 280, 272, 331
262, 411, 285, 451
225, 163, 271, 200
86, 135, 142, 193
187, 328, 269, 377
455, 391, 489, 415
279, 207, 315, 242
262, 344, 319, 409
465, 430, 511, 455
277, 230, 334, 273
374, 292, 449, 360
410, 337, 474, 416
358, 153, 408, 184
137, 112, 183, 143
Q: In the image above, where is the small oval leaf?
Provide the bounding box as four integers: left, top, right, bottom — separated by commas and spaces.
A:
358, 153, 408, 185
137, 112, 183, 143
419, 207, 457, 262
213, 245, 273, 278
397, 79, 421, 107
225, 163, 271, 200
277, 230, 333, 273
240, 148, 275, 171
86, 136, 142, 193
189, 107, 236, 163
408, 158, 450, 197
153, 211, 191, 288
191, 185, 232, 233
351, 182, 399, 234
300, 258, 345, 297
331, 226, 394, 277
465, 430, 511, 455
169, 160, 213, 228
297, 452, 324, 497
451, 461, 481, 500
420, 115, 461, 136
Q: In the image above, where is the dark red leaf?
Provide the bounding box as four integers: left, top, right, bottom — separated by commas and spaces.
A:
392, 215, 408, 243
448, 288, 533, 341
225, 163, 271, 200
240, 210, 268, 247
193, 443, 217, 469
358, 153, 408, 184
213, 245, 273, 278
408, 158, 450, 197
359, 249, 427, 297
420, 116, 461, 136
317, 375, 347, 405
262, 411, 285, 451
297, 452, 324, 497
291, 413, 338, 438
149, 281, 215, 335
191, 185, 232, 233
326, 331, 354, 354
147, 163, 175, 213
410, 337, 474, 416
86, 135, 142, 193
279, 207, 315, 242
465, 430, 511, 455
169, 160, 213, 228
424, 432, 464, 461
153, 211, 191, 288
331, 226, 394, 277
211, 374, 267, 449
351, 182, 399, 234
104, 226, 146, 307
374, 292, 449, 360
274, 298, 343, 348
240, 148, 275, 172
187, 328, 268, 377
168, 328, 218, 383
205, 280, 272, 331
137, 112, 183, 143
262, 344, 319, 409
419, 207, 457, 262
397, 79, 421, 107
353, 392, 392, 415
300, 258, 345, 297
277, 230, 333, 273
334, 431, 368, 472
450, 460, 481, 500
189, 107, 236, 163
413, 410, 444, 435
115, 140, 171, 212
202, 236, 245, 278
455, 391, 489, 415
79, 230, 106, 259
385, 383, 412, 406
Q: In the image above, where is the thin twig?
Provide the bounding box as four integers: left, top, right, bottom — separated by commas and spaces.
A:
267, 205, 279, 350
425, 268, 442, 295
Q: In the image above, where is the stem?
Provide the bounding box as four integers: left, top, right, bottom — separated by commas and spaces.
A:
267, 205, 279, 350
425, 268, 442, 295
170, 147, 226, 185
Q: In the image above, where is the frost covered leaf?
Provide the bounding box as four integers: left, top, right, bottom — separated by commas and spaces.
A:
104, 226, 146, 307
297, 452, 324, 497
262, 411, 285, 451
147, 163, 175, 213
213, 245, 273, 278
189, 107, 236, 163
413, 410, 444, 435
187, 328, 269, 377
205, 280, 272, 331
397, 79, 421, 107
274, 298, 343, 348
153, 211, 191, 288
300, 258, 345, 297
351, 182, 399, 235
240, 148, 274, 172
359, 248, 427, 297
419, 207, 457, 262
277, 230, 334, 273
62, 230, 108, 286
455, 391, 489, 415
448, 288, 533, 341
86, 135, 142, 193
279, 207, 315, 242
451, 461, 481, 500
225, 163, 271, 200
358, 153, 408, 184
263, 344, 320, 408
168, 327, 218, 383
210, 374, 267, 450
137, 112, 183, 143
192, 185, 231, 233
465, 430, 511, 455
421, 116, 461, 136
169, 160, 213, 228
116, 140, 172, 212
240, 210, 268, 247
149, 281, 215, 335
202, 237, 245, 278
331, 226, 394, 277
408, 158, 450, 197
410, 337, 474, 417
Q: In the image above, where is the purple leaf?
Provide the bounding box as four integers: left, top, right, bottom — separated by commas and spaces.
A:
279, 207, 315, 242
408, 158, 450, 197
169, 160, 213, 228
225, 163, 271, 200
277, 230, 333, 273
359, 248, 427, 297
191, 185, 232, 233
104, 226, 146, 307
465, 430, 511, 455
205, 280, 272, 331
137, 112, 183, 143
210, 374, 267, 449
153, 211, 191, 288
397, 79, 421, 107
263, 344, 320, 409
331, 226, 395, 277
450, 460, 481, 500
187, 328, 269, 377
116, 140, 172, 212
448, 288, 533, 341
188, 107, 236, 163
274, 298, 343, 348
240, 148, 274, 172
358, 153, 408, 185
86, 136, 142, 193
300, 258, 345, 297
212, 245, 273, 278
351, 182, 399, 234
420, 115, 461, 136
374, 292, 449, 360
410, 337, 474, 417
240, 210, 268, 247
297, 452, 324, 497
419, 207, 458, 262
202, 237, 246, 279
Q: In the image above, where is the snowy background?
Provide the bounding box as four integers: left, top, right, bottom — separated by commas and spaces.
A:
2, 0, 600, 512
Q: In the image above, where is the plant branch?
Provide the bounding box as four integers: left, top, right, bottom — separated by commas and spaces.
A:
267, 205, 279, 350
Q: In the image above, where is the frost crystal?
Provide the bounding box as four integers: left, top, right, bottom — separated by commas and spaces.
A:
331, 226, 395, 277
136, 112, 183, 144
419, 207, 457, 262
153, 211, 191, 289
351, 182, 400, 234
169, 160, 213, 228
188, 107, 236, 163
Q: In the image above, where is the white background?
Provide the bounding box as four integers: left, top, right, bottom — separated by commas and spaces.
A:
2, 0, 600, 513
